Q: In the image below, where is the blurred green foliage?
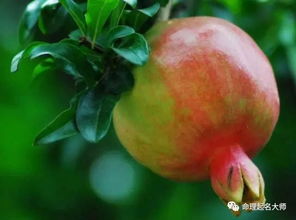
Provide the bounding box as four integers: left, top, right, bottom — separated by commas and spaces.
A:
0, 0, 295, 219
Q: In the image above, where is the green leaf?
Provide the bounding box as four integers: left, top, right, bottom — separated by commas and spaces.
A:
18, 0, 62, 43
107, 25, 135, 46
18, 0, 47, 44
38, 2, 67, 35
97, 25, 135, 47
76, 88, 118, 143
123, 0, 137, 8
138, 3, 160, 17
124, 3, 161, 31
32, 58, 55, 78
11, 40, 101, 84
85, 0, 120, 47
42, 0, 59, 8
34, 102, 78, 145
112, 33, 149, 65
11, 51, 25, 73
59, 0, 87, 35
100, 64, 134, 94
109, 0, 125, 28
69, 29, 83, 41
11, 41, 43, 72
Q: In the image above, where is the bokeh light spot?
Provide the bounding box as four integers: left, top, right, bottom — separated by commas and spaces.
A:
89, 151, 137, 204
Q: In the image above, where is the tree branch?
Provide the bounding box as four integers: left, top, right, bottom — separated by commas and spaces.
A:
157, 0, 173, 21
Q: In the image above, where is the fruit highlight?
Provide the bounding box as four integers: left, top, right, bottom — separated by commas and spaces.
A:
113, 17, 280, 210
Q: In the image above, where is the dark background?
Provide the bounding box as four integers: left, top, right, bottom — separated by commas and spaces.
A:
0, 0, 295, 219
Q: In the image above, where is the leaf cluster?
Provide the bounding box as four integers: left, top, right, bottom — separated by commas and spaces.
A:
12, 0, 166, 145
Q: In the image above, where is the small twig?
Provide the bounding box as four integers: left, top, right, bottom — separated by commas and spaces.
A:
157, 0, 173, 21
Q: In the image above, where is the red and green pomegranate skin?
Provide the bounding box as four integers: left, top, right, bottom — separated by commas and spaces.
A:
113, 17, 279, 205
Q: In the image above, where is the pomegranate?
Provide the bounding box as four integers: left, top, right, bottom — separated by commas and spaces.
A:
113, 17, 279, 209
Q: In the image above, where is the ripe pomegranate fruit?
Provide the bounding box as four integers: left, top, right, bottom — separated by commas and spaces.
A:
113, 17, 279, 209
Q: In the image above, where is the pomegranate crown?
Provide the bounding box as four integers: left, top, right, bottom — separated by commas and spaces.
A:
210, 146, 265, 214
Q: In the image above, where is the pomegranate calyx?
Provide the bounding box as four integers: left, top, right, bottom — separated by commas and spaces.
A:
210, 145, 265, 208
